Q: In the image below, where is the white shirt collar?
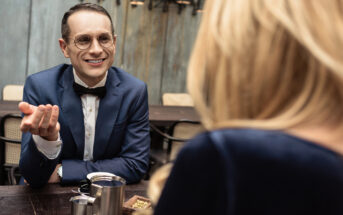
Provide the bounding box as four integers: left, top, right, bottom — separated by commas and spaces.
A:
73, 68, 107, 88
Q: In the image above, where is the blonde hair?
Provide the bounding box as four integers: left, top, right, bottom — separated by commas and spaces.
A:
188, 0, 343, 131
147, 0, 343, 210
147, 163, 173, 205
134, 164, 173, 215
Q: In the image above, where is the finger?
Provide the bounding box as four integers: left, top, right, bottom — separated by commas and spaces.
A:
21, 113, 39, 133
39, 105, 52, 137
29, 105, 46, 135
48, 164, 61, 183
18, 102, 36, 115
23, 179, 29, 185
20, 102, 38, 132
20, 115, 31, 133
48, 105, 60, 134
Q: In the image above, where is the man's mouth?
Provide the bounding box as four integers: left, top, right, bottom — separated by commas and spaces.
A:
85, 59, 105, 63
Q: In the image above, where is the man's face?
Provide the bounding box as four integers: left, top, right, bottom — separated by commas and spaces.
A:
59, 11, 116, 87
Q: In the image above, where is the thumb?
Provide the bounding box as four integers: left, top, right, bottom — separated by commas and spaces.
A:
18, 102, 36, 115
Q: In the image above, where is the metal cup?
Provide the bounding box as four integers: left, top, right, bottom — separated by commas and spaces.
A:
89, 174, 126, 215
70, 195, 96, 215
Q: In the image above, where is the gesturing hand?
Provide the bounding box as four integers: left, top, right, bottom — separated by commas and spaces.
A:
18, 102, 60, 141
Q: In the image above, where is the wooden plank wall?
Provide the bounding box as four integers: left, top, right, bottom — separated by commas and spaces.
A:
0, 0, 31, 95
0, 0, 201, 104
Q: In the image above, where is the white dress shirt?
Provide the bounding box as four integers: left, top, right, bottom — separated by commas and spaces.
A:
33, 69, 107, 161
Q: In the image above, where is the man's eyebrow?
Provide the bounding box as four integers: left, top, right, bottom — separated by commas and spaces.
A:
75, 32, 111, 37
75, 33, 90, 37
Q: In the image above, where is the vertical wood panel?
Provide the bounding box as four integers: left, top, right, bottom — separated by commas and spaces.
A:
27, 0, 79, 75
161, 5, 202, 95
0, 0, 30, 99
98, 0, 126, 67
122, 4, 169, 104
0, 1, 201, 104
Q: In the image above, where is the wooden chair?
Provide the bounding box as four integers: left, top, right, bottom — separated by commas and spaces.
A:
0, 114, 22, 185
149, 93, 203, 170
162, 93, 203, 160
150, 120, 203, 162
162, 93, 194, 106
2, 84, 24, 101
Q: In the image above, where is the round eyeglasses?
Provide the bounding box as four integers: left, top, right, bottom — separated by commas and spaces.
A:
72, 33, 115, 50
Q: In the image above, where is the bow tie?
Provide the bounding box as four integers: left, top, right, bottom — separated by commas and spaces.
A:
73, 82, 106, 98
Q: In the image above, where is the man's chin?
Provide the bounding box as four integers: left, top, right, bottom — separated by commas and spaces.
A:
84, 66, 108, 75
90, 70, 108, 79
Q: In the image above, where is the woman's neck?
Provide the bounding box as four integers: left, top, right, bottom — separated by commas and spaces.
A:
286, 125, 343, 155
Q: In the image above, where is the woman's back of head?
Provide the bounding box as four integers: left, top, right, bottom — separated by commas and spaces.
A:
188, 0, 343, 132
148, 1, 343, 214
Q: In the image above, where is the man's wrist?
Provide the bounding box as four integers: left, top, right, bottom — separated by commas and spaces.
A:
32, 134, 62, 160
57, 165, 63, 179
42, 133, 59, 141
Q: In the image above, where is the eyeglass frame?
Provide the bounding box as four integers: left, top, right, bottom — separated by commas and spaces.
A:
67, 33, 117, 50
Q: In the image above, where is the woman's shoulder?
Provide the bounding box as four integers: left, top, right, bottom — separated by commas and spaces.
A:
183, 128, 280, 151
184, 128, 343, 173
184, 128, 342, 164
189, 128, 336, 151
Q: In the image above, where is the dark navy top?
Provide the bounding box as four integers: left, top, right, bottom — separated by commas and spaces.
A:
154, 129, 343, 215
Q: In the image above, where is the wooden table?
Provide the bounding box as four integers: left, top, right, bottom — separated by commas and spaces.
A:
0, 101, 200, 127
149, 105, 199, 127
0, 180, 148, 214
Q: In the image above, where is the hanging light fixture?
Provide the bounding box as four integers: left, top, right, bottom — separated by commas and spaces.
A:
175, 0, 192, 4
130, 0, 145, 5
129, 0, 205, 15
191, 0, 204, 15
195, 0, 204, 13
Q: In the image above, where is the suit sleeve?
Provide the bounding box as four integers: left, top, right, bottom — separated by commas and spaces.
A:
19, 76, 60, 188
61, 84, 150, 184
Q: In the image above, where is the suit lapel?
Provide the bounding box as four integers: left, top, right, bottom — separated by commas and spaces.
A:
93, 68, 122, 160
59, 66, 85, 158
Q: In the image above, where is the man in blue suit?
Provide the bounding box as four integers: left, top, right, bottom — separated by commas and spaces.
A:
18, 3, 150, 188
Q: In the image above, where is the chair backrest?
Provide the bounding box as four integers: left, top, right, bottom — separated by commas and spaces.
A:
1, 114, 22, 165
161, 93, 203, 160
2, 85, 24, 101
162, 93, 194, 106
169, 121, 204, 160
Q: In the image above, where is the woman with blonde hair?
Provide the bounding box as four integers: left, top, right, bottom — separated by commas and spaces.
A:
153, 0, 343, 214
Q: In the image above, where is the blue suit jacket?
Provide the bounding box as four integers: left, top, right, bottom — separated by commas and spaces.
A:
19, 64, 150, 187
155, 129, 343, 215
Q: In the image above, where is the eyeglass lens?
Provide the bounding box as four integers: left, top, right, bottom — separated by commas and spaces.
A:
74, 33, 113, 50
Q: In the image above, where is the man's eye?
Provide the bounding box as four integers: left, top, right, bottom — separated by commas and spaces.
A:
99, 35, 111, 43
76, 36, 91, 44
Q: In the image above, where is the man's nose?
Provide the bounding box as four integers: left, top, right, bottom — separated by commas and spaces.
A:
88, 39, 103, 54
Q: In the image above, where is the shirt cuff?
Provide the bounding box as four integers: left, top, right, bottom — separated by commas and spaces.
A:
33, 133, 62, 160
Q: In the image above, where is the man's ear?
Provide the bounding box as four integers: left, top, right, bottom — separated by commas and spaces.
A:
59, 38, 70, 58
113, 35, 117, 48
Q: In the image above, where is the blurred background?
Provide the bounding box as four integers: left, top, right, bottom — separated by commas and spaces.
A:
0, 0, 202, 104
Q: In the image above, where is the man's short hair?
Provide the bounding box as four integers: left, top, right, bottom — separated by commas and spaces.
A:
61, 3, 115, 43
